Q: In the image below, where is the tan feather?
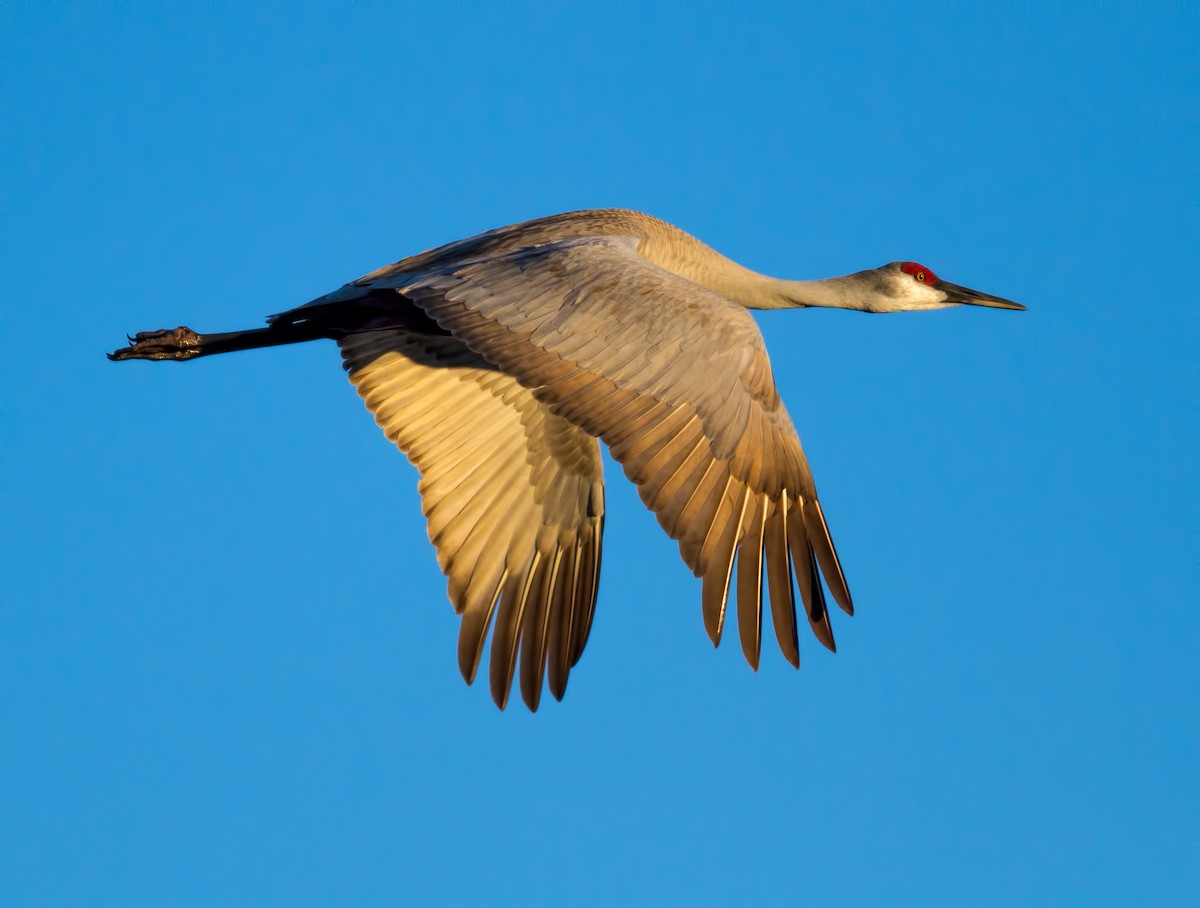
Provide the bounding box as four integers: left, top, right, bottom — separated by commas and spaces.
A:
519, 543, 563, 712
803, 499, 854, 615
490, 560, 540, 710
764, 493, 799, 667
700, 484, 750, 645
340, 330, 605, 709
736, 494, 767, 671
787, 505, 835, 652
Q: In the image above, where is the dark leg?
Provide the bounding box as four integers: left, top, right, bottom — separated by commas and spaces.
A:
109, 289, 449, 363
108, 322, 338, 362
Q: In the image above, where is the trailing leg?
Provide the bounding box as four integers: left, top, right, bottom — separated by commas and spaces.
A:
108, 321, 338, 362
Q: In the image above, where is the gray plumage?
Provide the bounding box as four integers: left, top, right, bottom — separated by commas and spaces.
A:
109, 208, 1023, 710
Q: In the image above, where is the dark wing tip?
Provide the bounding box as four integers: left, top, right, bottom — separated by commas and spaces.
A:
804, 500, 853, 616
549, 677, 568, 701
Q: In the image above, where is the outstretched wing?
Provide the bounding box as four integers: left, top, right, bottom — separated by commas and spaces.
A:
339, 329, 605, 711
364, 235, 852, 669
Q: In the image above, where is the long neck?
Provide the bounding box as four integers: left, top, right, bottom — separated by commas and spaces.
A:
683, 263, 877, 312
634, 216, 874, 312
689, 266, 877, 312
744, 275, 875, 311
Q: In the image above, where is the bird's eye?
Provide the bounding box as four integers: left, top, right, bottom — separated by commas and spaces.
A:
900, 261, 938, 283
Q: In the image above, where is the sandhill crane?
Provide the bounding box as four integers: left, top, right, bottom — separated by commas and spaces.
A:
109, 208, 1024, 711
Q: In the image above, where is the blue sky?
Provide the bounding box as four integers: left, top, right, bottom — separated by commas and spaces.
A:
5, 3, 1195, 904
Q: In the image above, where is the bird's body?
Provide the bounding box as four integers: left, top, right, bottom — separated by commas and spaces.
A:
110, 208, 1023, 710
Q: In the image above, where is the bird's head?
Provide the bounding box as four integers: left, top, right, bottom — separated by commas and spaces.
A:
867, 261, 1025, 313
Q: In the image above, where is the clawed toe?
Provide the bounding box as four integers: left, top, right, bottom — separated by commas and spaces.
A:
133, 329, 175, 343
108, 326, 203, 361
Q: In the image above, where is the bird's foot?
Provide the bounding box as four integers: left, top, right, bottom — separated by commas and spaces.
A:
108, 327, 204, 361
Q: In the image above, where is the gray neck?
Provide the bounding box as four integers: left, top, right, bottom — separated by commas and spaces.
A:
634, 218, 878, 312
737, 273, 877, 312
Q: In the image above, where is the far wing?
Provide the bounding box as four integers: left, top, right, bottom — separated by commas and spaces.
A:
377, 236, 852, 669
340, 329, 605, 710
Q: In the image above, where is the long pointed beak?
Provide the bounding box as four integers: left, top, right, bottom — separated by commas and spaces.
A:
936, 280, 1026, 311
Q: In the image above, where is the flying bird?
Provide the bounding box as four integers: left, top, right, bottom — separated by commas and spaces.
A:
109, 208, 1024, 710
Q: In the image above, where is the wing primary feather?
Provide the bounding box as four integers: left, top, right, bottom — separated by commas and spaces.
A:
569, 518, 603, 666
805, 548, 834, 652
547, 539, 581, 701
679, 464, 734, 573
519, 545, 564, 712
787, 505, 836, 652
655, 443, 716, 540
490, 556, 542, 710
803, 498, 853, 615
700, 484, 750, 646
458, 569, 507, 685
764, 493, 800, 667
736, 493, 767, 671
